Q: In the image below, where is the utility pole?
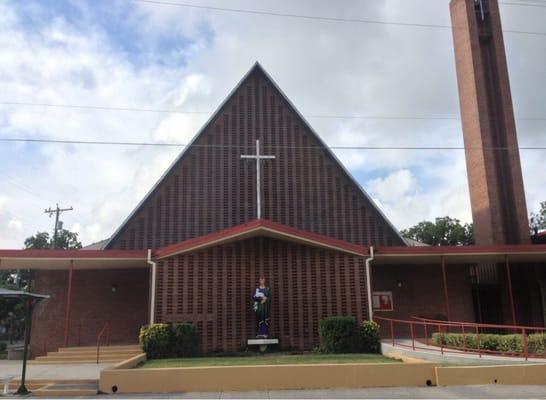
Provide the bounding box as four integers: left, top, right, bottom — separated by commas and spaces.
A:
44, 204, 73, 249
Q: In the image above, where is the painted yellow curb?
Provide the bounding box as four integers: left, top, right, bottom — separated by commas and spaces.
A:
436, 364, 546, 386
100, 362, 437, 394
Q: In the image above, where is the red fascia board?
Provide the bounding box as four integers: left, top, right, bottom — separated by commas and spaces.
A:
374, 244, 546, 256
155, 219, 365, 258
0, 249, 148, 259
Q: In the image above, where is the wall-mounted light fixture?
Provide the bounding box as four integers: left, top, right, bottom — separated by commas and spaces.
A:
111, 284, 118, 294
396, 280, 403, 288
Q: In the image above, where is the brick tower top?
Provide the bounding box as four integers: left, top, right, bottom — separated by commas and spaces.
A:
450, 0, 530, 245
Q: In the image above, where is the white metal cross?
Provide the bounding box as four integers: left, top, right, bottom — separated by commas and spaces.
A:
240, 139, 276, 219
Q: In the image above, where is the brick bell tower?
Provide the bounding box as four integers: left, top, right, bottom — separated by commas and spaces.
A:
450, 0, 530, 245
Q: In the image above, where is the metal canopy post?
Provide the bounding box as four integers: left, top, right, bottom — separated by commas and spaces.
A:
63, 260, 74, 346
505, 255, 517, 325
16, 298, 33, 395
441, 255, 451, 321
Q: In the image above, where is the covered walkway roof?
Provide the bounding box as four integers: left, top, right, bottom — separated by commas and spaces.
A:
373, 244, 546, 264
2, 223, 546, 270
0, 249, 148, 270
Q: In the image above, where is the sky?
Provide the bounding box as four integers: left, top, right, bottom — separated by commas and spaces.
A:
0, 0, 545, 248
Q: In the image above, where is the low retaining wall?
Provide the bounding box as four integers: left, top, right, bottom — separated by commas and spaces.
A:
436, 364, 546, 386
111, 353, 147, 370
99, 362, 437, 394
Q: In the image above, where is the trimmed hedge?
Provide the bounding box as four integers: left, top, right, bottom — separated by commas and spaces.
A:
319, 316, 359, 353
431, 332, 546, 355
318, 317, 380, 354
139, 324, 172, 359
360, 320, 381, 353
173, 323, 200, 357
139, 323, 200, 359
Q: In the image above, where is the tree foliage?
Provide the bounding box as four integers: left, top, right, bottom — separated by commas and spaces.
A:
401, 216, 474, 246
530, 201, 546, 234
24, 230, 82, 250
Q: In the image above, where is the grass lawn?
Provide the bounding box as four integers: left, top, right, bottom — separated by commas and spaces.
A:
140, 353, 397, 368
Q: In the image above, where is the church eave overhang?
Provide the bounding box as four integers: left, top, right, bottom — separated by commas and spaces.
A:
153, 219, 365, 259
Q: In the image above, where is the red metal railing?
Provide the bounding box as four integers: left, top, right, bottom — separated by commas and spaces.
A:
374, 315, 546, 360
96, 321, 111, 364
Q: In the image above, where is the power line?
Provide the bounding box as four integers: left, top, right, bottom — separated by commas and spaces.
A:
0, 137, 544, 151
1, 101, 545, 121
501, 1, 546, 8
133, 0, 546, 36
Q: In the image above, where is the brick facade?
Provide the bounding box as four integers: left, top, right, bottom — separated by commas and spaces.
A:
30, 268, 149, 356
154, 237, 367, 352
373, 263, 475, 335
450, 0, 529, 245
107, 65, 404, 251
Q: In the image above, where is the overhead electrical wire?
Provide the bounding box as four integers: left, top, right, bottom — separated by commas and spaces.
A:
133, 0, 546, 36
1, 101, 544, 122
0, 137, 544, 151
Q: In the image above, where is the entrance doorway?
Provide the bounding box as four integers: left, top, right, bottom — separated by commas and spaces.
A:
473, 284, 504, 328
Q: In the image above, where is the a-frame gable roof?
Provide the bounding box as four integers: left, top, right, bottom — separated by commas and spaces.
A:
105, 62, 406, 249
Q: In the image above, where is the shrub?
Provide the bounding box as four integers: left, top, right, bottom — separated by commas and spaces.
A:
173, 323, 200, 357
139, 324, 172, 359
430, 332, 544, 355
359, 320, 380, 353
528, 334, 546, 355
0, 342, 6, 352
318, 316, 359, 353
497, 334, 523, 354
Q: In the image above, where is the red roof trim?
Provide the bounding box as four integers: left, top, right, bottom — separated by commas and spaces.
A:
374, 244, 546, 256
154, 219, 365, 258
0, 249, 148, 259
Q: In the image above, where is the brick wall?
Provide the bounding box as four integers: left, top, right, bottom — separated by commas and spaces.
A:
372, 263, 475, 336
108, 66, 404, 251
30, 268, 149, 356
450, 0, 529, 245
154, 237, 367, 352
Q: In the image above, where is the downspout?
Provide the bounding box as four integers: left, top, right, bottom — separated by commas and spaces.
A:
365, 246, 374, 321
147, 249, 157, 325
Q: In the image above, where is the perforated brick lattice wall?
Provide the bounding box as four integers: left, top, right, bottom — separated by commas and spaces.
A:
154, 237, 366, 352
109, 67, 403, 251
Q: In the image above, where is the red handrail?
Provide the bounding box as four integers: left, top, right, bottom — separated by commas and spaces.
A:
374, 315, 546, 360
96, 321, 111, 364
411, 316, 546, 332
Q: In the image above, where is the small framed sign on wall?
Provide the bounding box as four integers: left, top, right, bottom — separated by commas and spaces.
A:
372, 291, 393, 311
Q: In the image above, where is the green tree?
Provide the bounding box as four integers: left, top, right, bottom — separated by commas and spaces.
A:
530, 201, 546, 234
23, 231, 50, 249
24, 230, 82, 250
401, 216, 474, 246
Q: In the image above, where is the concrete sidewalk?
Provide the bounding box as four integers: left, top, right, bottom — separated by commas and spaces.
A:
4, 385, 542, 399
0, 360, 112, 380
382, 339, 546, 365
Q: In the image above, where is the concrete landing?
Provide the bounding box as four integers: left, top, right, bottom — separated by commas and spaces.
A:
382, 339, 546, 365
0, 360, 113, 380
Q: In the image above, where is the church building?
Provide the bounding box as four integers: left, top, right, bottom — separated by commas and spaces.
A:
0, 0, 545, 358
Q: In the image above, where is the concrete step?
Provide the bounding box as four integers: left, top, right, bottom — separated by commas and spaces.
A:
8, 379, 97, 391
58, 344, 140, 352
30, 359, 126, 364
31, 357, 136, 364
41, 351, 140, 359
33, 382, 98, 397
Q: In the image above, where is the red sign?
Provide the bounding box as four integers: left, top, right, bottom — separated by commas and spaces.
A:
372, 291, 393, 311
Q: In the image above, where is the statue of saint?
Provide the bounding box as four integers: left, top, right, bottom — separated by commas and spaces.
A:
252, 275, 271, 338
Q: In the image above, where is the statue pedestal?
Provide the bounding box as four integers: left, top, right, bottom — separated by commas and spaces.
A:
247, 338, 279, 353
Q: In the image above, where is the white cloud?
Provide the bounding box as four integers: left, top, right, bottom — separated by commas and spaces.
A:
368, 169, 417, 199
7, 219, 23, 232
0, 0, 543, 248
